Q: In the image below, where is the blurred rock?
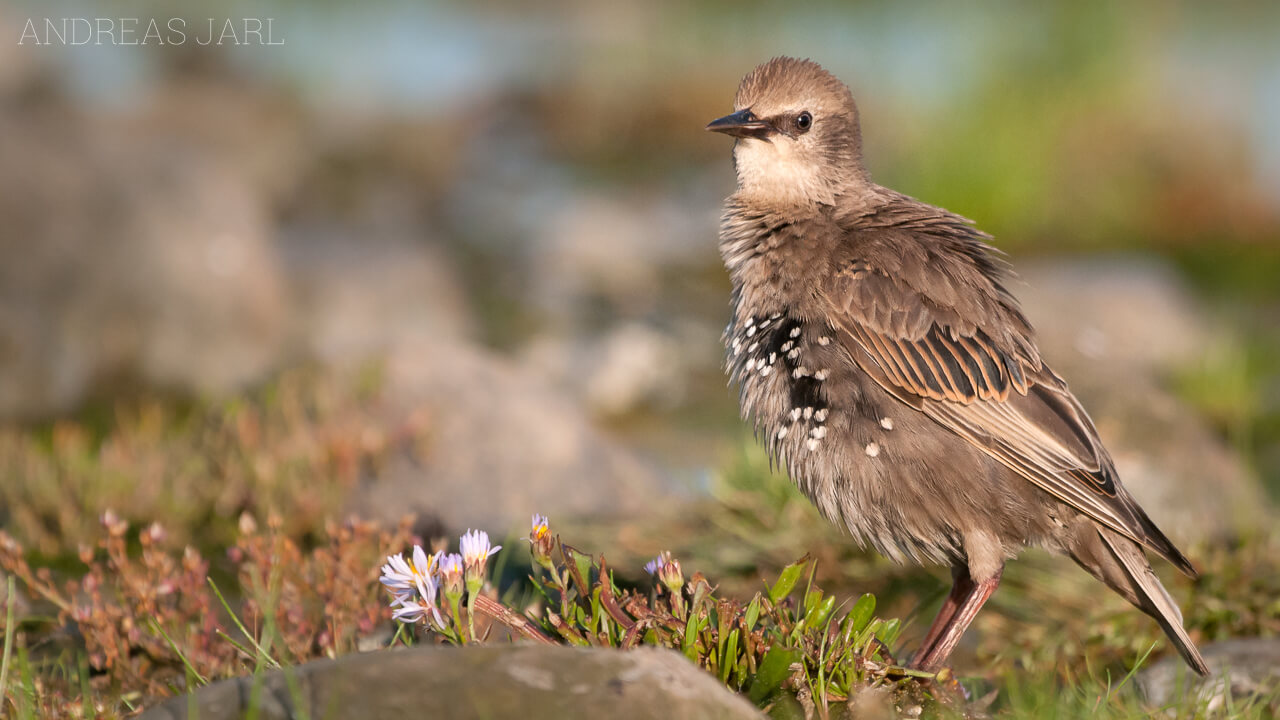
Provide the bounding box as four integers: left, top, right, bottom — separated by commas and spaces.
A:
349, 337, 667, 534
1017, 256, 1267, 540
0, 98, 289, 419
1017, 256, 1213, 373
138, 645, 765, 720
279, 226, 474, 362
0, 57, 479, 420
522, 322, 696, 417
527, 193, 714, 319
460, 175, 727, 418
0, 12, 39, 97
1137, 637, 1280, 712
133, 58, 310, 205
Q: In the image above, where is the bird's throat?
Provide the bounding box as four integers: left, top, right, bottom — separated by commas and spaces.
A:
732, 139, 838, 207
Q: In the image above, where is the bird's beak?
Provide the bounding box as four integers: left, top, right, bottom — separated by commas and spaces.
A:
706, 109, 774, 140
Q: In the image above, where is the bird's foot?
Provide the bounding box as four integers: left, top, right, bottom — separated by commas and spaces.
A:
929, 666, 970, 702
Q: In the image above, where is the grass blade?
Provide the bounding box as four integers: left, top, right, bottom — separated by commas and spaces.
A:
149, 617, 209, 686
208, 577, 281, 669
1, 576, 15, 713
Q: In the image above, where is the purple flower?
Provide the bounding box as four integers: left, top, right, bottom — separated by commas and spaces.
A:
644, 551, 684, 593
378, 544, 444, 627
460, 529, 501, 571
439, 552, 465, 599
530, 514, 550, 543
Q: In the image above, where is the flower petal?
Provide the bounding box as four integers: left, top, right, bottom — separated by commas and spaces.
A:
412, 545, 431, 576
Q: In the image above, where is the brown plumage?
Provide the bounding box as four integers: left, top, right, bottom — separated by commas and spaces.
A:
708, 57, 1208, 676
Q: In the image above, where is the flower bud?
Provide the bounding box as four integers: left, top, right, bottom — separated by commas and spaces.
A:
528, 514, 555, 571
439, 552, 465, 605
644, 551, 684, 594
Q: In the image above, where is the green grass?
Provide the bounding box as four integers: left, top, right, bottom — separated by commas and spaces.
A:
994, 662, 1280, 720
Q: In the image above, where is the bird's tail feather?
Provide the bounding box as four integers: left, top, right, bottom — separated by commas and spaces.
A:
1097, 530, 1210, 677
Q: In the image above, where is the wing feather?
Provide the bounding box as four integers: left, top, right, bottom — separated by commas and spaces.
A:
824, 254, 1195, 575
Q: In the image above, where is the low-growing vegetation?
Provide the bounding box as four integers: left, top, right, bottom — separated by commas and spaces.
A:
0, 511, 413, 718
1, 372, 1277, 719
380, 517, 946, 719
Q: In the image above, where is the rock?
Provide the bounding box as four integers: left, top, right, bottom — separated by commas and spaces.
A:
522, 322, 695, 417
1016, 256, 1214, 373
488, 187, 729, 420
1137, 637, 1280, 712
526, 193, 715, 320
130, 52, 311, 207
0, 95, 289, 420
0, 11, 41, 96
1016, 256, 1267, 540
137, 645, 766, 720
347, 337, 668, 535
279, 225, 474, 362
0, 56, 478, 420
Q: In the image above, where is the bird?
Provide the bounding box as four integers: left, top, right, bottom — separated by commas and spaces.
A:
706, 56, 1209, 676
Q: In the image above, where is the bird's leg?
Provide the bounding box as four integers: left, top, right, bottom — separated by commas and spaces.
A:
913, 566, 975, 664
910, 565, 1003, 673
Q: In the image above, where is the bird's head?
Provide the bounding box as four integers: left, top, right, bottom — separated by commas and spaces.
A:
707, 57, 866, 206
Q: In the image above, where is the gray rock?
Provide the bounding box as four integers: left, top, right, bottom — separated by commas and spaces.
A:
1016, 256, 1267, 540
526, 193, 716, 320
138, 645, 766, 720
347, 337, 668, 534
522, 322, 702, 417
0, 98, 289, 419
0, 62, 475, 420
279, 226, 475, 363
1017, 256, 1214, 373
1137, 637, 1280, 711
0, 12, 40, 96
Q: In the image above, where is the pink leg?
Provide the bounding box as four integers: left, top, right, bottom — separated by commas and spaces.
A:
914, 569, 974, 662
910, 565, 1003, 673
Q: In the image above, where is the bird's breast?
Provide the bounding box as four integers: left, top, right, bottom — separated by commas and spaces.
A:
727, 310, 832, 445
724, 301, 964, 565
725, 308, 877, 476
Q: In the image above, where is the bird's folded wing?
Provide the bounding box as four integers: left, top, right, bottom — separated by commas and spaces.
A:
823, 257, 1172, 556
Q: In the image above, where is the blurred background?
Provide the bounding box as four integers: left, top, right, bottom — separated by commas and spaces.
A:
1, 0, 1278, 687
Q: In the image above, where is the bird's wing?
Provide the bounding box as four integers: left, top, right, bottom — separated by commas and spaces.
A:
822, 241, 1195, 575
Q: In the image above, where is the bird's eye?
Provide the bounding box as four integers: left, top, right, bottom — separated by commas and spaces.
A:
794, 112, 813, 132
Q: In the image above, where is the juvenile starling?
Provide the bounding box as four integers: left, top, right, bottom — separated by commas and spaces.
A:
707, 57, 1209, 676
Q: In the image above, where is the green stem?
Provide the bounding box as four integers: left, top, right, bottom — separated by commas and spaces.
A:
1, 576, 15, 707
467, 594, 477, 642
449, 596, 467, 645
